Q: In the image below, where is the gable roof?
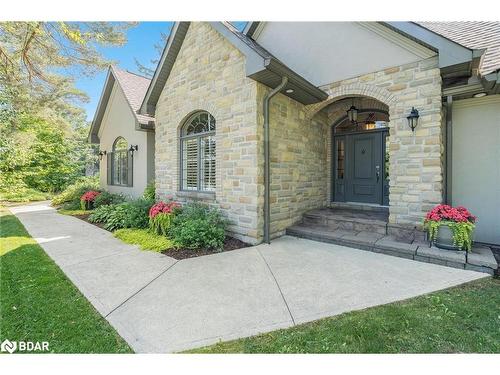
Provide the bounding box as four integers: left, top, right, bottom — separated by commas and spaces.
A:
139, 22, 328, 117
89, 66, 154, 143
416, 22, 500, 75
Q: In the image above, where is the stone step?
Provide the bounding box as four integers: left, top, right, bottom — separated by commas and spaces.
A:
286, 223, 498, 275
329, 201, 389, 213
302, 208, 388, 235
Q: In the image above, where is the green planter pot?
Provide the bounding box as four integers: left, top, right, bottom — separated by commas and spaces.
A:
433, 224, 462, 251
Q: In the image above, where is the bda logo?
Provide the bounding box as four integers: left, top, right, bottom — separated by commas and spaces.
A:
1, 339, 17, 353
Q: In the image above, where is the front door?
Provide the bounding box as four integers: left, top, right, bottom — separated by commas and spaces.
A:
333, 131, 387, 205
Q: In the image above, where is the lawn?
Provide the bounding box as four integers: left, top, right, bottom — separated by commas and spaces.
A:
190, 278, 500, 353
0, 187, 52, 203
0, 208, 133, 353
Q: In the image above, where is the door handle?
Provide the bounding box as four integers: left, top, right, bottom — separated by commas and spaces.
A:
376, 165, 380, 183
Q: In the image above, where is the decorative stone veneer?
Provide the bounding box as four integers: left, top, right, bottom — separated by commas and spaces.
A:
155, 22, 443, 243
154, 22, 261, 244
257, 84, 329, 238
310, 57, 443, 229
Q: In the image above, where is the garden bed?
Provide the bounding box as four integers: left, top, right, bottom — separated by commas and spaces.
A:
162, 237, 250, 260
58, 208, 251, 259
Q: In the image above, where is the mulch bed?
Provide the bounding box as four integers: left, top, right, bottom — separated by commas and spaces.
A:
62, 210, 251, 260
162, 237, 250, 260
72, 213, 107, 230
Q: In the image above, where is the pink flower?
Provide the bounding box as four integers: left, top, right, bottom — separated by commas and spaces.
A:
81, 191, 101, 202
149, 201, 180, 218
425, 204, 476, 223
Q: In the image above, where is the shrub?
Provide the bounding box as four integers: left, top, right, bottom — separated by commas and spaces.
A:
80, 190, 101, 210
52, 176, 100, 206
88, 204, 116, 224
169, 203, 228, 250
88, 199, 154, 231
143, 180, 156, 201
149, 201, 181, 235
93, 191, 125, 208
121, 199, 155, 229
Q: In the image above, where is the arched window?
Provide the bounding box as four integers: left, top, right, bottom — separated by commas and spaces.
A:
108, 137, 132, 186
180, 111, 216, 191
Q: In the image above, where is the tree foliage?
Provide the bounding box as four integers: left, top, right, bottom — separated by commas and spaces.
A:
0, 22, 133, 197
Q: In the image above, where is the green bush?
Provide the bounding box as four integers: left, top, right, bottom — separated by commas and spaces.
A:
93, 191, 125, 208
52, 176, 100, 206
143, 180, 155, 201
169, 203, 228, 250
88, 199, 154, 232
150, 213, 175, 236
88, 205, 116, 224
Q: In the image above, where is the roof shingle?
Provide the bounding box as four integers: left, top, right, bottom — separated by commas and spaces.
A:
111, 66, 154, 124
417, 21, 500, 75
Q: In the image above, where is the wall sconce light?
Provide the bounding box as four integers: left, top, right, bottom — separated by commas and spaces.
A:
129, 145, 138, 156
407, 107, 420, 132
98, 150, 107, 160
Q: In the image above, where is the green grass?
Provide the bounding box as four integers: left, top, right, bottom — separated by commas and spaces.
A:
114, 228, 174, 252
58, 209, 93, 216
0, 208, 133, 353
0, 187, 52, 203
190, 278, 500, 353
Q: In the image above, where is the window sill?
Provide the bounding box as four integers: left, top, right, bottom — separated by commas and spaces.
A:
177, 190, 216, 201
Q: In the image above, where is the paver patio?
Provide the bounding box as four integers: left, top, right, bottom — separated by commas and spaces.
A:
10, 202, 488, 353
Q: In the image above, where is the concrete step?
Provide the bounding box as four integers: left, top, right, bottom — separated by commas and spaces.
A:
302, 207, 388, 235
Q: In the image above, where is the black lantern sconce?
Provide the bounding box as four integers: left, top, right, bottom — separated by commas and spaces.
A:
98, 150, 107, 160
347, 104, 359, 123
129, 145, 138, 156
407, 107, 420, 132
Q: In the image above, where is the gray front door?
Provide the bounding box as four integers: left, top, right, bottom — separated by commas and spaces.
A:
333, 131, 386, 205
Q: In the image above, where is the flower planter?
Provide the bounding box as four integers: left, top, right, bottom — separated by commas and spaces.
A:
424, 204, 476, 252
433, 224, 462, 251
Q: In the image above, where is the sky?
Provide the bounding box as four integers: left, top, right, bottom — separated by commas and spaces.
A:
78, 22, 247, 122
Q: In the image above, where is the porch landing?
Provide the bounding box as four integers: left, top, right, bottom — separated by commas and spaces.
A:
287, 207, 498, 275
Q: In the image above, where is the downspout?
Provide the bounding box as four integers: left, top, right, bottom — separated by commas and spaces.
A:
263, 76, 288, 244
445, 95, 453, 204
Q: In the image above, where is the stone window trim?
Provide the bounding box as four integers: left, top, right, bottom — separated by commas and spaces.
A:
176, 190, 216, 202
179, 111, 216, 193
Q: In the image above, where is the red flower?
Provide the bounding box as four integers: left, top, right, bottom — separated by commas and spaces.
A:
81, 190, 101, 202
149, 201, 180, 218
425, 204, 476, 223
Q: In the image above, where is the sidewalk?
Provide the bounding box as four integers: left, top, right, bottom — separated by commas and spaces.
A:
10, 202, 488, 353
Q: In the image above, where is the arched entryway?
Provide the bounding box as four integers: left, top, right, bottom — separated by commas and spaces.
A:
327, 96, 390, 206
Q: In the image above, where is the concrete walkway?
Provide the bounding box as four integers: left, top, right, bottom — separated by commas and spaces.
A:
10, 202, 488, 353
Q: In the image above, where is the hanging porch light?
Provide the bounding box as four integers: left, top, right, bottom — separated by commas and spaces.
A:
347, 105, 358, 123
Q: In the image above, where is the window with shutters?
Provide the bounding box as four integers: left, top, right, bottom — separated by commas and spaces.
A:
109, 137, 132, 186
180, 112, 216, 192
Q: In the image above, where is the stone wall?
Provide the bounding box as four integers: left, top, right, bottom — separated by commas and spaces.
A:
257, 84, 329, 238
313, 56, 443, 228
155, 22, 443, 243
154, 22, 261, 244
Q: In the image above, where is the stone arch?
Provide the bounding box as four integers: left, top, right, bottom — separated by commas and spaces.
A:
305, 83, 397, 119
176, 101, 221, 136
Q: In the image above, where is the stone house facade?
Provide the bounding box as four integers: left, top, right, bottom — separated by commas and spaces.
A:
93, 21, 500, 245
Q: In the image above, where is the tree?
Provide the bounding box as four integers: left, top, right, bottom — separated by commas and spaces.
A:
0, 22, 133, 196
0, 22, 134, 116
134, 30, 169, 78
